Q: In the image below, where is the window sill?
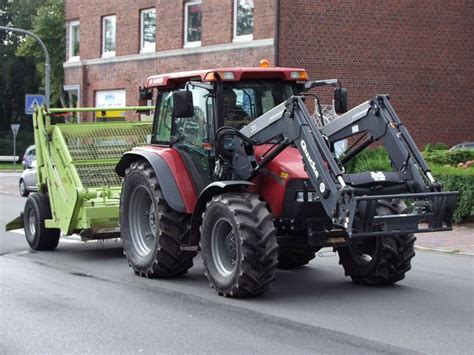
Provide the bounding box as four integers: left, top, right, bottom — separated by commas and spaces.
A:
68, 56, 80, 62
140, 47, 156, 54
232, 34, 253, 43
183, 41, 202, 48
102, 51, 116, 58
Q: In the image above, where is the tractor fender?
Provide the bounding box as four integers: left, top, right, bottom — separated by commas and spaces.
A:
115, 150, 187, 213
186, 181, 254, 248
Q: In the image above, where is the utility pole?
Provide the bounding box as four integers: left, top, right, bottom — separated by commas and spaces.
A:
0, 26, 51, 108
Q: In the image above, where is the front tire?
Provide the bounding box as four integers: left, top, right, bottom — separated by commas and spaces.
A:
23, 193, 60, 250
201, 193, 278, 297
120, 160, 196, 278
338, 200, 416, 286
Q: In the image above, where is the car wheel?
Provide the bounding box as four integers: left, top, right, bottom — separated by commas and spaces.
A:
19, 179, 29, 197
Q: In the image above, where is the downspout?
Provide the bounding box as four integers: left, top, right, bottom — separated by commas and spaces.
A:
275, 0, 280, 66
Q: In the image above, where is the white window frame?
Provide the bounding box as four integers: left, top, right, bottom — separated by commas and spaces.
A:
140, 8, 156, 53
102, 15, 116, 57
63, 84, 81, 122
233, 0, 254, 42
68, 21, 80, 61
184, 1, 202, 48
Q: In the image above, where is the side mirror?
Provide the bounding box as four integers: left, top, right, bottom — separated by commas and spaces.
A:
138, 87, 153, 107
139, 86, 153, 101
173, 90, 194, 118
334, 87, 348, 114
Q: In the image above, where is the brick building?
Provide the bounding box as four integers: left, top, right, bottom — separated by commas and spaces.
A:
63, 0, 474, 147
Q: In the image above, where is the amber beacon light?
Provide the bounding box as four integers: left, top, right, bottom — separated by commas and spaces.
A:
259, 59, 270, 68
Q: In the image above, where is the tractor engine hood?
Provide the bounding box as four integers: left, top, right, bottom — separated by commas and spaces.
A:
254, 145, 309, 181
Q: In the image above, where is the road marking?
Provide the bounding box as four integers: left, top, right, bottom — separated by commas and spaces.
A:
7, 229, 118, 245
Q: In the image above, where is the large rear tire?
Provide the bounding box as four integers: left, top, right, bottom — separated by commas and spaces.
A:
23, 193, 60, 250
201, 193, 278, 297
278, 250, 316, 269
338, 199, 416, 285
120, 160, 196, 278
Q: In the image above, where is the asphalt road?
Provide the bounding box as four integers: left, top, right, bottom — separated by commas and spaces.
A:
1, 175, 473, 354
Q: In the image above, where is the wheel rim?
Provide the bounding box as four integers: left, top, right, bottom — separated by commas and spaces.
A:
128, 186, 157, 258
20, 181, 26, 195
211, 218, 237, 277
27, 208, 36, 239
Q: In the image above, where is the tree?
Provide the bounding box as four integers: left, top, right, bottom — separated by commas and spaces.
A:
0, 0, 44, 132
17, 0, 65, 107
0, 0, 64, 156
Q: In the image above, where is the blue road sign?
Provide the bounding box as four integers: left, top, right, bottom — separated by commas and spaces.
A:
25, 94, 45, 115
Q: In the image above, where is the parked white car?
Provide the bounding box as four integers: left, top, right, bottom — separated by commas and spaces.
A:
21, 145, 36, 169
19, 160, 38, 197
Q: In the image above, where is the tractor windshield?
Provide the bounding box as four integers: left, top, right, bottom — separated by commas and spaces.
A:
223, 80, 297, 128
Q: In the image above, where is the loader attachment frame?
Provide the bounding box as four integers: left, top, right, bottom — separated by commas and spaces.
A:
235, 95, 458, 238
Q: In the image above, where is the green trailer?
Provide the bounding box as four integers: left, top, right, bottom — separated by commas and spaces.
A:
6, 106, 152, 249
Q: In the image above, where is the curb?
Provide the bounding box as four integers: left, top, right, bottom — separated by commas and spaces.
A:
415, 245, 474, 256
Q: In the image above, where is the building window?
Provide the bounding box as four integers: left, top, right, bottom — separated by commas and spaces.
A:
233, 0, 254, 41
184, 1, 202, 47
140, 8, 156, 53
102, 15, 116, 57
68, 21, 80, 60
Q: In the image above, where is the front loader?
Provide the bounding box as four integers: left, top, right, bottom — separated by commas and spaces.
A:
116, 67, 458, 297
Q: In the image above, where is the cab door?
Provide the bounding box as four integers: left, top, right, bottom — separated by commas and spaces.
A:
171, 86, 214, 193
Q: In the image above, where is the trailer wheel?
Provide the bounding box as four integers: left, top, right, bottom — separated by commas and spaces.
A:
120, 160, 196, 278
23, 193, 60, 250
201, 193, 278, 297
338, 200, 416, 286
278, 250, 316, 269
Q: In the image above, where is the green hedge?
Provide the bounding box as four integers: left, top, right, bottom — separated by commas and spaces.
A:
0, 130, 35, 159
344, 148, 473, 223
344, 147, 391, 173
430, 165, 474, 223
423, 149, 474, 166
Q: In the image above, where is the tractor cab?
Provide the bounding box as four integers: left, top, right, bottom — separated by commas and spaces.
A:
142, 67, 307, 193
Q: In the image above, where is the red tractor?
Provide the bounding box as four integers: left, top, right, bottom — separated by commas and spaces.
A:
115, 66, 457, 297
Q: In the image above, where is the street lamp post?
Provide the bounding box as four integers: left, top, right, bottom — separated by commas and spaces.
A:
0, 26, 51, 108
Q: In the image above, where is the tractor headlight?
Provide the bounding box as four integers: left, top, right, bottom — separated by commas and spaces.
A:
295, 191, 319, 202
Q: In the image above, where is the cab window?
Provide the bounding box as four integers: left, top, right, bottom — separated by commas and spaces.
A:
152, 90, 173, 145
223, 80, 297, 128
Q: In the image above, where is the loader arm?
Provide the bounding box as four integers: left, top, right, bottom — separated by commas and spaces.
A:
237, 96, 354, 232
234, 95, 458, 237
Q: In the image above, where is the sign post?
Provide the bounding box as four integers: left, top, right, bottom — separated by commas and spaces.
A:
11, 124, 20, 171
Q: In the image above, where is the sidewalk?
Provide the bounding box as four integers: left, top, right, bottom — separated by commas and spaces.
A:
415, 224, 474, 255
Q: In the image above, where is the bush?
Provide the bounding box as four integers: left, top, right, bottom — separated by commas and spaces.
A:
423, 149, 474, 166
344, 148, 473, 223
0, 130, 35, 159
431, 165, 474, 223
424, 142, 448, 152
344, 147, 390, 173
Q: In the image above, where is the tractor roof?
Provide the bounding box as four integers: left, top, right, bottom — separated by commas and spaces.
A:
145, 67, 308, 89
